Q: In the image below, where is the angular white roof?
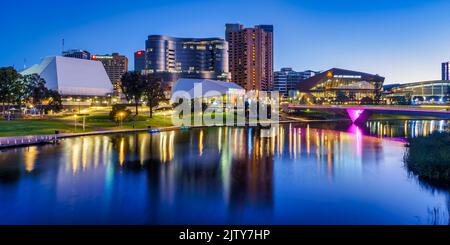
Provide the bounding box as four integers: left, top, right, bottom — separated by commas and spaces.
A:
172, 78, 244, 99
21, 56, 113, 96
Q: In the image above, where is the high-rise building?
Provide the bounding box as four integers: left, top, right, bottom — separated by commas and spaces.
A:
225, 24, 273, 91
62, 49, 92, 60
273, 68, 319, 97
144, 35, 229, 89
442, 62, 450, 80
92, 53, 128, 94
134, 50, 146, 72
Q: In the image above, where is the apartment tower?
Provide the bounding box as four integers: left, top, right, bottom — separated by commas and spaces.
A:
225, 24, 273, 91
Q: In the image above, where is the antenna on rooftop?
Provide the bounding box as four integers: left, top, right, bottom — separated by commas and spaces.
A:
62, 38, 65, 54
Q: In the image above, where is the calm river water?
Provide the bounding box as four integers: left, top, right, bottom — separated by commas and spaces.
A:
0, 120, 448, 224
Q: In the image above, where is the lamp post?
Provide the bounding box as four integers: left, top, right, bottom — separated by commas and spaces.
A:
74, 114, 78, 131
82, 115, 86, 131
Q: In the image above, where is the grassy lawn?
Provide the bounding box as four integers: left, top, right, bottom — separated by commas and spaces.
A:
0, 118, 94, 137
0, 110, 275, 137
83, 113, 173, 129
0, 111, 174, 137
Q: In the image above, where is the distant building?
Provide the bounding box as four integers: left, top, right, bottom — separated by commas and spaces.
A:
225, 24, 273, 91
62, 49, 92, 60
92, 53, 128, 94
442, 62, 450, 80
21, 56, 112, 96
21, 56, 114, 110
273, 68, 319, 97
172, 78, 245, 102
383, 80, 450, 104
297, 68, 384, 104
144, 35, 229, 89
134, 50, 146, 72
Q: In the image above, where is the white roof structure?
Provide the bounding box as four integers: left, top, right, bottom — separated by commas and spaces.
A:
21, 56, 113, 96
171, 78, 244, 99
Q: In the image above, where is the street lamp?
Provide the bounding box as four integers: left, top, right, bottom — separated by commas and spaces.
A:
74, 114, 78, 131
118, 112, 125, 127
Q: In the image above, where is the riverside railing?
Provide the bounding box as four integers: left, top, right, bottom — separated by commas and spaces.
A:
0, 134, 58, 148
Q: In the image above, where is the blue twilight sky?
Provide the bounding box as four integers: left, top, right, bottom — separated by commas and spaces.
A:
1, 0, 450, 84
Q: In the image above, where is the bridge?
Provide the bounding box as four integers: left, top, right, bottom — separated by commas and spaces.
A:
287, 105, 450, 124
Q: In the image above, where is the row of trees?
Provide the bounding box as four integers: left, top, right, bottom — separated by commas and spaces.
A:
0, 67, 62, 118
120, 71, 165, 118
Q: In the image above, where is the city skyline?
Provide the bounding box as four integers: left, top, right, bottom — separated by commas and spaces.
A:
2, 0, 450, 84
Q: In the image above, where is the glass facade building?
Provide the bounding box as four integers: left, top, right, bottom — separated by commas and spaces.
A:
273, 68, 319, 97
442, 62, 450, 80
144, 35, 229, 89
296, 68, 384, 104
383, 80, 450, 104
62, 49, 92, 60
134, 50, 146, 72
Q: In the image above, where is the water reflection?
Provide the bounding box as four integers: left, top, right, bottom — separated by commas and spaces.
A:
365, 120, 448, 138
0, 121, 448, 224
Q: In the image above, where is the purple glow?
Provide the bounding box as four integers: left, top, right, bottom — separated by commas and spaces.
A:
346, 109, 365, 123
288, 105, 450, 115
347, 124, 363, 156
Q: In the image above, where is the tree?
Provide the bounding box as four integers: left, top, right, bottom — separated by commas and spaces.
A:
0, 67, 22, 115
299, 94, 315, 105
45, 89, 62, 113
360, 96, 374, 105
24, 74, 47, 113
23, 74, 48, 105
120, 71, 146, 115
109, 104, 131, 123
143, 74, 165, 118
335, 91, 349, 104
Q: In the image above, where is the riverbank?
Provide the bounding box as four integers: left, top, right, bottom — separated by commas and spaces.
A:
0, 126, 181, 149
0, 119, 300, 149
0, 114, 173, 137
405, 132, 450, 183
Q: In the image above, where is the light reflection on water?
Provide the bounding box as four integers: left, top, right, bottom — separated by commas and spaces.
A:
0, 120, 448, 224
366, 119, 448, 138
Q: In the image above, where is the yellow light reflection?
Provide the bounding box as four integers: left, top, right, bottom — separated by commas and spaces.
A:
119, 138, 125, 166
199, 130, 204, 156
24, 146, 38, 172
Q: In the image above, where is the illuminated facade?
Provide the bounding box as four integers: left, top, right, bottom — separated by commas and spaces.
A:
442, 62, 450, 80
297, 68, 384, 104
273, 68, 319, 97
144, 35, 229, 89
92, 53, 128, 95
383, 80, 450, 104
171, 78, 244, 105
21, 56, 115, 110
226, 24, 273, 91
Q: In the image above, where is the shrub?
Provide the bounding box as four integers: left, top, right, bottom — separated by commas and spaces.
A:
109, 104, 132, 122
404, 132, 450, 182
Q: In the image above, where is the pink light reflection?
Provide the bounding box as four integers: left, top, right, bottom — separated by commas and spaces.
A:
347, 124, 363, 157
346, 108, 365, 123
